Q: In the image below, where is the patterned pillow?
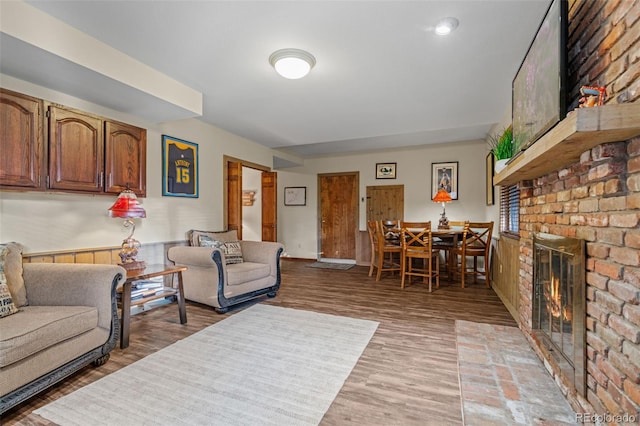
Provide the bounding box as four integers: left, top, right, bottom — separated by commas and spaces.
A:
223, 241, 244, 265
189, 230, 238, 247
0, 246, 19, 318
0, 242, 26, 307
199, 235, 244, 265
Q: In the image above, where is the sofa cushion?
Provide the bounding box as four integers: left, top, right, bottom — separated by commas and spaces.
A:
226, 262, 271, 286
0, 305, 98, 367
188, 229, 238, 247
0, 242, 27, 307
199, 235, 244, 265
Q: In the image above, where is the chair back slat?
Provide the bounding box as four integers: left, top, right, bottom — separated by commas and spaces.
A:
400, 221, 432, 252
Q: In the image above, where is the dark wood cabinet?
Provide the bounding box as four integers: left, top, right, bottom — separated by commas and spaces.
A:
49, 105, 104, 193
0, 89, 45, 190
0, 89, 146, 196
105, 120, 146, 196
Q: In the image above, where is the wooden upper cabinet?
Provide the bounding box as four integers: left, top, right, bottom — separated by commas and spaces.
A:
105, 121, 146, 196
1, 89, 147, 197
0, 89, 44, 189
49, 105, 104, 193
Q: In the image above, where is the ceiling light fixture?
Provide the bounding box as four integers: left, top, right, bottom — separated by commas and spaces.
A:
269, 48, 316, 79
435, 17, 459, 36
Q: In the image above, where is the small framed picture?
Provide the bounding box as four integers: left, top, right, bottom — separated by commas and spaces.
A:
431, 161, 458, 200
162, 135, 198, 198
376, 162, 397, 179
284, 186, 306, 206
486, 153, 495, 206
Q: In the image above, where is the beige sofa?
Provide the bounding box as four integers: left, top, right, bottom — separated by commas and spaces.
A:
168, 230, 284, 313
0, 262, 125, 414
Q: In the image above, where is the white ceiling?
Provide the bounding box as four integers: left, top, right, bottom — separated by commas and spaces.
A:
7, 1, 550, 158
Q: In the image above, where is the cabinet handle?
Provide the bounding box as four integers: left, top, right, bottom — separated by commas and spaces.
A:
99, 172, 104, 188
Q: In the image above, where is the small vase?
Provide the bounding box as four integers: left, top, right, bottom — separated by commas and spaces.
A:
495, 159, 509, 174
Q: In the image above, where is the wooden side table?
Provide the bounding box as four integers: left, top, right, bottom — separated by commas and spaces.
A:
119, 264, 187, 349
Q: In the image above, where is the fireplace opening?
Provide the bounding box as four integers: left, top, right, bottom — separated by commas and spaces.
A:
533, 233, 586, 397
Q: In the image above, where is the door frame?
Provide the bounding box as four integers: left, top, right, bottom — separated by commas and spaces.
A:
223, 155, 274, 239
317, 171, 360, 262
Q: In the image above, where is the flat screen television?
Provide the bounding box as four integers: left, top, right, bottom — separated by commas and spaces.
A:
512, 0, 568, 153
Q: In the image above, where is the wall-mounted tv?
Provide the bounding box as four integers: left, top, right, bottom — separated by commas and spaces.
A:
512, 0, 568, 153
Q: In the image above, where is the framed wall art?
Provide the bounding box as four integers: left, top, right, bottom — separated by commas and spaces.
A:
284, 186, 306, 206
431, 161, 458, 200
486, 153, 495, 205
376, 162, 397, 179
162, 135, 199, 198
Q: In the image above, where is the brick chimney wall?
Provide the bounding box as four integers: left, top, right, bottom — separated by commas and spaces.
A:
517, 0, 640, 418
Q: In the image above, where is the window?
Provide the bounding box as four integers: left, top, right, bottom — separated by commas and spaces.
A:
500, 184, 520, 236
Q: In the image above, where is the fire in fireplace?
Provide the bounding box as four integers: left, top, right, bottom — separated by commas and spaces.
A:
533, 233, 585, 397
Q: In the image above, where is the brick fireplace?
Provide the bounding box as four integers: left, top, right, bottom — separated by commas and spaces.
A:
507, 0, 640, 418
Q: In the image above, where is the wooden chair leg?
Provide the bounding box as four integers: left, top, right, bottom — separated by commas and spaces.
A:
400, 255, 406, 289
485, 254, 490, 287
368, 255, 375, 277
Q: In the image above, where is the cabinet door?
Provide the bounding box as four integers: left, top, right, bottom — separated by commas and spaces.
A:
0, 89, 44, 189
49, 106, 104, 192
105, 121, 146, 196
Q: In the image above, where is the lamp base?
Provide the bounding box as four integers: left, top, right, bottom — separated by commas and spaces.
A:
118, 260, 146, 272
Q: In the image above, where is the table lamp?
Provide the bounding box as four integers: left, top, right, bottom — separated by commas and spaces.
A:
108, 189, 146, 270
432, 188, 452, 229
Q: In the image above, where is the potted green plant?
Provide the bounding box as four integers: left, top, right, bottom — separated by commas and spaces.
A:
489, 126, 513, 173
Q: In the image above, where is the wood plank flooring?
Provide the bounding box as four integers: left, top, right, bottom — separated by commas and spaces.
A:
3, 260, 517, 425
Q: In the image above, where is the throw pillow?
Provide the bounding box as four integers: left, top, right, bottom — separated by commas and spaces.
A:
224, 241, 244, 265
190, 230, 238, 247
0, 246, 19, 317
198, 235, 244, 265
198, 235, 226, 250
0, 242, 27, 307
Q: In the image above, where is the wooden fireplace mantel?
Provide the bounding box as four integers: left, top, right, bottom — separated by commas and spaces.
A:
494, 103, 640, 186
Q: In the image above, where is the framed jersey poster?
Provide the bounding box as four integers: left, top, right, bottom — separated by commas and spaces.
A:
162, 135, 198, 198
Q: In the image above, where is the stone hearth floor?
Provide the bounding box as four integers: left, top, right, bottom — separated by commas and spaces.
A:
456, 320, 578, 425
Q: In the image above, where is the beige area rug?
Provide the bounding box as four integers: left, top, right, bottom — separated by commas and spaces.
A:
34, 304, 379, 426
456, 320, 578, 425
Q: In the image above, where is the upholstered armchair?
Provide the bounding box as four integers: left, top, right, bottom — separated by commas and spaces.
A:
167, 230, 284, 313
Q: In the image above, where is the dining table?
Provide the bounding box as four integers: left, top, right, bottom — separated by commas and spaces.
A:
384, 225, 465, 281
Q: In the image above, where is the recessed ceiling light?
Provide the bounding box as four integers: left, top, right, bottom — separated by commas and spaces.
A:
435, 17, 459, 36
269, 48, 316, 79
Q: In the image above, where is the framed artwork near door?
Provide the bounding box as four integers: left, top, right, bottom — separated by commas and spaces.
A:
162, 135, 198, 198
431, 161, 458, 200
376, 162, 397, 179
284, 186, 306, 206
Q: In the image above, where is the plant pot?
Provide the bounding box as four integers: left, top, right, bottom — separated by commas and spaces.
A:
495, 159, 509, 174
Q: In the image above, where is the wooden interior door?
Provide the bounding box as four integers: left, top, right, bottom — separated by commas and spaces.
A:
261, 171, 277, 241
227, 161, 242, 239
319, 172, 358, 260
366, 184, 404, 222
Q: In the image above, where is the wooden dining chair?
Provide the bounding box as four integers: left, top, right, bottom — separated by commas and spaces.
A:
450, 221, 493, 288
432, 221, 468, 280
399, 221, 439, 291
368, 220, 402, 281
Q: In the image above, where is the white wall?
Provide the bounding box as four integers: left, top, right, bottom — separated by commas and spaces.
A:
0, 75, 274, 253
276, 140, 490, 259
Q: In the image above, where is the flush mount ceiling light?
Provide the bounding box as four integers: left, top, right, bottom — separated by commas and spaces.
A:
269, 48, 316, 79
435, 17, 459, 36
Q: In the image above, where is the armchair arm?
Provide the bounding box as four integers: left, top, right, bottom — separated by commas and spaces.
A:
22, 263, 125, 330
